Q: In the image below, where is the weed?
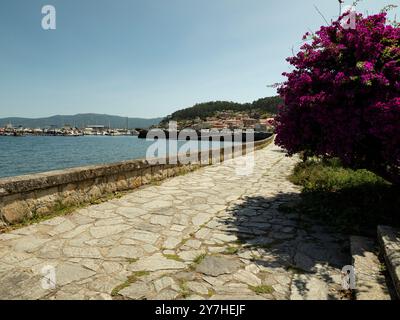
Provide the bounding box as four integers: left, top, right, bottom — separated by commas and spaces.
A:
249, 285, 274, 294
224, 246, 239, 255
111, 271, 150, 297
163, 254, 184, 262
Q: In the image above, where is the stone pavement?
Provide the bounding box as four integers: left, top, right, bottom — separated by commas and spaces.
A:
0, 142, 350, 300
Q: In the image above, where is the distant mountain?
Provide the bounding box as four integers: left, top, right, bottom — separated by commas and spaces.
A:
0, 113, 163, 129
161, 96, 282, 123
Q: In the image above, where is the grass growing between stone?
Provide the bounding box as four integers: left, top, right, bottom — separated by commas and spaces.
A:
249, 285, 274, 294
193, 253, 206, 265
163, 254, 184, 262
224, 246, 239, 255
0, 202, 84, 234
111, 271, 150, 297
288, 158, 400, 235
189, 253, 207, 270
0, 191, 128, 234
207, 288, 216, 298
178, 280, 191, 299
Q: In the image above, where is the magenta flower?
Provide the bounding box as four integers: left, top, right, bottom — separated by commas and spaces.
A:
276, 12, 400, 184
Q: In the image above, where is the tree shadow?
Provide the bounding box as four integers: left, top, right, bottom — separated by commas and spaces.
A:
293, 184, 400, 237
219, 193, 351, 299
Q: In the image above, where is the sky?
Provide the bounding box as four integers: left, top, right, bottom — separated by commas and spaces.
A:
0, 0, 399, 119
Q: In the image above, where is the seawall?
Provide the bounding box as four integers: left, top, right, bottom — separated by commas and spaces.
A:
0, 136, 273, 226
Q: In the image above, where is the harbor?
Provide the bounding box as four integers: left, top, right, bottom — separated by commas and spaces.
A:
0, 123, 140, 137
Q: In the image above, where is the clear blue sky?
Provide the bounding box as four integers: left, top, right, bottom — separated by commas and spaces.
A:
0, 0, 398, 118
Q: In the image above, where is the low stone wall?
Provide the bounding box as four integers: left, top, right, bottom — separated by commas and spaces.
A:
0, 137, 273, 225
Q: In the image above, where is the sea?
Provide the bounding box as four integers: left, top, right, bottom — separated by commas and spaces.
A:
0, 136, 238, 178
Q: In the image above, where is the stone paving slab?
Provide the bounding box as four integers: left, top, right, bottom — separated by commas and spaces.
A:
0, 143, 349, 300
350, 236, 391, 300
378, 225, 400, 299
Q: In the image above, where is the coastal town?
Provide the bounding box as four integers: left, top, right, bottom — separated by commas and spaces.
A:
163, 111, 276, 132
0, 112, 276, 137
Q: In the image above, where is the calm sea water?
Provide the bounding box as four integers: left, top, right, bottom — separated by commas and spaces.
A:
0, 136, 237, 178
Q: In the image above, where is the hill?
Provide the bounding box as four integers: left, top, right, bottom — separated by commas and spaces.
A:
0, 114, 163, 129
161, 96, 282, 123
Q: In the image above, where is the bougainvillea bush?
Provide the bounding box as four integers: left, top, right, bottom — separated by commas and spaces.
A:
276, 11, 400, 184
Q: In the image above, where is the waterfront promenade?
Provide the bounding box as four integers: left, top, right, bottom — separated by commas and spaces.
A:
0, 142, 348, 300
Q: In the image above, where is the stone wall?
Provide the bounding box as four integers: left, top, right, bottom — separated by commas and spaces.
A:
0, 137, 273, 225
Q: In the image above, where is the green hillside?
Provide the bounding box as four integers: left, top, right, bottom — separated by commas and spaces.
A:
161, 96, 282, 123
